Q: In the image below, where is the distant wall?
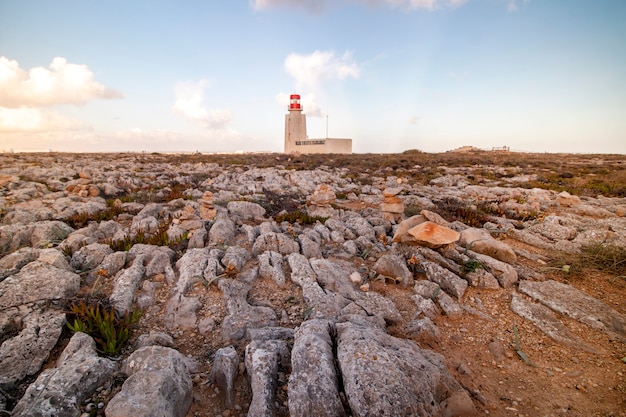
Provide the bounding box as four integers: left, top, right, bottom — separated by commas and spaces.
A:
290, 138, 352, 154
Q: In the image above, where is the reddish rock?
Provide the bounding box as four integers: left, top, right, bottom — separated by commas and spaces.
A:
407, 221, 460, 248
392, 215, 427, 243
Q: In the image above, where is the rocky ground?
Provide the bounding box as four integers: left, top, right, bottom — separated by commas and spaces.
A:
0, 152, 625, 417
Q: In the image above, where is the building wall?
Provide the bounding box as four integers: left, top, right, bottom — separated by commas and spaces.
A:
284, 112, 307, 153
284, 111, 352, 154
290, 138, 352, 154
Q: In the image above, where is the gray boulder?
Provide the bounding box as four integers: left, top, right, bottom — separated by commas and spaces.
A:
208, 346, 240, 409
0, 309, 66, 389
245, 338, 290, 417
175, 248, 210, 294
510, 293, 598, 353
208, 214, 236, 247
109, 255, 146, 315
227, 200, 266, 220
258, 251, 286, 286
0, 224, 35, 256
0, 261, 80, 311
289, 319, 346, 417
219, 279, 277, 341
106, 346, 193, 417
519, 280, 626, 341
221, 245, 250, 271
11, 332, 117, 417
70, 242, 113, 272
465, 250, 518, 288
29, 220, 74, 248
0, 247, 39, 280
298, 234, 323, 258
421, 261, 468, 299
459, 227, 517, 264
372, 254, 414, 286
252, 232, 299, 256
345, 216, 375, 240
336, 321, 475, 417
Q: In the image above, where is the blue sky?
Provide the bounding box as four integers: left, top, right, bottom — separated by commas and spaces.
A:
1, 0, 624, 153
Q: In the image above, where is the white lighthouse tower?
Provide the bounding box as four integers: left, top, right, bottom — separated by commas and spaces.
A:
283, 93, 352, 154
284, 94, 307, 153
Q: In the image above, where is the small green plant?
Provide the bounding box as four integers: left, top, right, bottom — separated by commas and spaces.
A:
462, 259, 484, 274
275, 210, 327, 225
302, 305, 315, 320
357, 245, 373, 260
66, 299, 142, 356
513, 325, 536, 367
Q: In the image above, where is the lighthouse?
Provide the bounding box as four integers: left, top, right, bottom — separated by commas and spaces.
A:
283, 93, 352, 154
284, 94, 307, 153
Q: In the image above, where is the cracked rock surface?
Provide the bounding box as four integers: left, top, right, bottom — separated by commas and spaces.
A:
1, 152, 625, 416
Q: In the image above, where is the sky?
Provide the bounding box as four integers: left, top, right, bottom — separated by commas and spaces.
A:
0, 0, 625, 154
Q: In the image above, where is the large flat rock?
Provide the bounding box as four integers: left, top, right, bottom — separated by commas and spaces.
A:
518, 280, 625, 342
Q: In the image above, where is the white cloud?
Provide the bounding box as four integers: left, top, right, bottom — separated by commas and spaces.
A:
252, 0, 467, 11
285, 50, 359, 91
172, 80, 233, 130
506, 0, 528, 12
0, 56, 123, 108
251, 0, 326, 12
0, 107, 82, 132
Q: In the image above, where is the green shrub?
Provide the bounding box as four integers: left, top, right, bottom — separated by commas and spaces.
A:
66, 299, 142, 356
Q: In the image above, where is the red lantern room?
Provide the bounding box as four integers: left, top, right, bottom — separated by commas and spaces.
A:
289, 94, 302, 111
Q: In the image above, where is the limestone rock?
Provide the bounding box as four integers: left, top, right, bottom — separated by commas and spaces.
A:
219, 279, 277, 341
298, 233, 323, 258
518, 280, 626, 341
70, 242, 113, 272
0, 309, 67, 389
412, 295, 440, 320
405, 316, 441, 344
0, 261, 80, 310
464, 268, 500, 289
258, 251, 286, 286
510, 293, 598, 353
556, 191, 582, 207
381, 188, 405, 222
175, 247, 210, 294
110, 255, 146, 315
372, 254, 414, 286
289, 319, 346, 417
165, 294, 202, 330
407, 221, 460, 249
252, 232, 299, 256
11, 333, 117, 417
309, 183, 336, 206
465, 250, 518, 288
245, 338, 290, 417
0, 247, 39, 280
221, 245, 250, 271
208, 346, 240, 409
208, 214, 235, 246
106, 346, 192, 417
227, 200, 266, 220
421, 261, 468, 299
459, 227, 517, 264
336, 321, 475, 417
